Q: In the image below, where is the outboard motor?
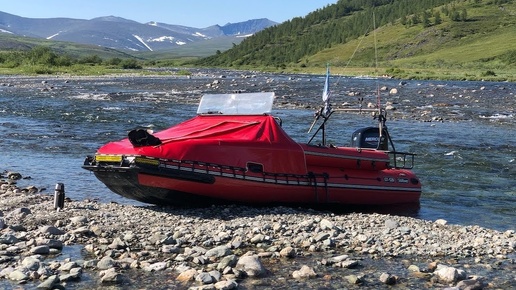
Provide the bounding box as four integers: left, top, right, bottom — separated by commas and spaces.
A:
351, 127, 388, 150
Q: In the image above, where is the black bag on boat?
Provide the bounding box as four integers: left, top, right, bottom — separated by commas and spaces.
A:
128, 129, 162, 147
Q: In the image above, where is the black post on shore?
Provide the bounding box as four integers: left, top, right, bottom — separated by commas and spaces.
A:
54, 183, 65, 210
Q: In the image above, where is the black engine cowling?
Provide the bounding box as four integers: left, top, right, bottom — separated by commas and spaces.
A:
351, 127, 388, 150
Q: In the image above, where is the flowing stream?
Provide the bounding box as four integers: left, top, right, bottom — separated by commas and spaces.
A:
0, 71, 514, 231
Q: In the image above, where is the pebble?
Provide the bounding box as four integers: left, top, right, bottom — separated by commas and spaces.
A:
0, 175, 514, 289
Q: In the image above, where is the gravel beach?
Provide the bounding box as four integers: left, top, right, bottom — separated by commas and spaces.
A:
0, 171, 514, 289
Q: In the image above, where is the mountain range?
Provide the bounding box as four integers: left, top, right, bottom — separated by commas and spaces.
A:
0, 11, 277, 52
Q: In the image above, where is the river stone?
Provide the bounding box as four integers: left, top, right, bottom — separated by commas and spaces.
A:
434, 265, 459, 283
456, 277, 486, 289
214, 280, 238, 290
100, 267, 123, 284
9, 269, 28, 281
217, 255, 237, 270
176, 268, 198, 282
385, 219, 399, 229
435, 219, 448, 225
329, 254, 349, 263
346, 274, 362, 284
36, 274, 58, 289
162, 245, 181, 253
279, 246, 295, 258
69, 216, 88, 225
205, 245, 231, 258
7, 208, 31, 219
39, 226, 64, 235
314, 232, 330, 242
235, 255, 266, 277
31, 245, 50, 255
97, 256, 116, 270
340, 260, 359, 268
59, 261, 78, 271
292, 265, 317, 279
0, 234, 19, 244
319, 218, 334, 230
37, 238, 63, 249
109, 237, 127, 249
379, 272, 397, 285
209, 270, 221, 282
7, 172, 22, 180
195, 272, 213, 284
70, 226, 92, 235
144, 262, 167, 272
22, 256, 41, 271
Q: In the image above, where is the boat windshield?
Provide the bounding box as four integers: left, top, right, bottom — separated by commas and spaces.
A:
197, 92, 274, 115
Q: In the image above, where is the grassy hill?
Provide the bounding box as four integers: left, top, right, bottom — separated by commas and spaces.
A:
196, 0, 516, 81
0, 33, 135, 59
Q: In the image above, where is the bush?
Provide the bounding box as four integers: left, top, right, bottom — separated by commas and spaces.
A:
120, 59, 142, 69
481, 70, 496, 77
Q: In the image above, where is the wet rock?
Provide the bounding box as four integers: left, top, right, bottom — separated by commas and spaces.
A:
144, 262, 167, 272
22, 256, 41, 271
97, 256, 116, 270
9, 269, 29, 281
99, 267, 123, 284
217, 255, 238, 271
30, 245, 50, 255
279, 246, 295, 258
7, 172, 22, 180
379, 272, 397, 285
434, 264, 464, 283
36, 275, 58, 289
214, 280, 238, 290
455, 276, 486, 289
235, 255, 266, 277
292, 265, 317, 279
59, 261, 78, 271
345, 274, 362, 284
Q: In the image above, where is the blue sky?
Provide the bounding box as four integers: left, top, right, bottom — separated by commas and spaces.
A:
1, 0, 337, 28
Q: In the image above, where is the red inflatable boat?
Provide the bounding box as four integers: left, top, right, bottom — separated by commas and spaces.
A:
83, 77, 421, 206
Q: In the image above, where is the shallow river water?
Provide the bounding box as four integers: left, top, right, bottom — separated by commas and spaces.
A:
0, 69, 514, 232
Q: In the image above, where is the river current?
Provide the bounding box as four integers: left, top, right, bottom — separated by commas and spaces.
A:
0, 69, 514, 231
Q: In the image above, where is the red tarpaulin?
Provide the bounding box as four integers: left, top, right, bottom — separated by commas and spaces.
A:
97, 115, 308, 174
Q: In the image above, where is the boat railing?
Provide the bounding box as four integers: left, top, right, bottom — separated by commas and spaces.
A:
387, 151, 416, 169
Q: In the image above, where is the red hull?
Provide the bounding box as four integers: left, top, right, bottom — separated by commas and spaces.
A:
84, 112, 421, 206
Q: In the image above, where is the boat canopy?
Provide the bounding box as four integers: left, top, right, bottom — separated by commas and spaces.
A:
197, 92, 274, 115
97, 114, 307, 174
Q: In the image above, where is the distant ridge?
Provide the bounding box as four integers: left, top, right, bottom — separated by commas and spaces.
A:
0, 11, 277, 52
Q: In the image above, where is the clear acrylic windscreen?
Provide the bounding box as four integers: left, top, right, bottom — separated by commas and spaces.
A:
197, 92, 274, 115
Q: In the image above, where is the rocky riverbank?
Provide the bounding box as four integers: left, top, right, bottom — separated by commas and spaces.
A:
0, 171, 514, 289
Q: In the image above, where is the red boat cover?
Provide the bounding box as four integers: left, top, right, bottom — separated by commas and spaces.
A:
97, 115, 308, 174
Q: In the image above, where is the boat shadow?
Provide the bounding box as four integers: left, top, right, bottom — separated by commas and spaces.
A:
136, 202, 421, 221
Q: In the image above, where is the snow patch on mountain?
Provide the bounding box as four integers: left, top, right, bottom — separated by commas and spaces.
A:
46, 32, 61, 40
149, 36, 175, 42
132, 34, 153, 51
